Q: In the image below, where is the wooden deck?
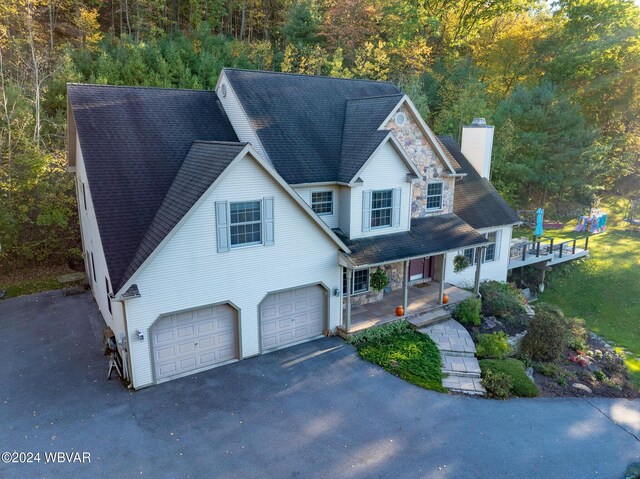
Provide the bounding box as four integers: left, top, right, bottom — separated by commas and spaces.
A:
341, 282, 473, 334
508, 236, 590, 270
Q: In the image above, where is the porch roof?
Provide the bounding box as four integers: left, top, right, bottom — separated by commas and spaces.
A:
338, 214, 488, 268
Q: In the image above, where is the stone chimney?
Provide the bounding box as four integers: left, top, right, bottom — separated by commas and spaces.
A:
460, 118, 494, 179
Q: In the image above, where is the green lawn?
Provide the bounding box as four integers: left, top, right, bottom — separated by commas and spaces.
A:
348, 321, 446, 392
524, 197, 640, 386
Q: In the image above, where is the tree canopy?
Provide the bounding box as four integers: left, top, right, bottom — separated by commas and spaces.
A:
0, 0, 638, 269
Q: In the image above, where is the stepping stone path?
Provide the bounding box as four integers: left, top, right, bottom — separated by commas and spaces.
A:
411, 312, 486, 396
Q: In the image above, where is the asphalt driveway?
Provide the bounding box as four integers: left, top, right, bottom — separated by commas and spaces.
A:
1, 291, 639, 478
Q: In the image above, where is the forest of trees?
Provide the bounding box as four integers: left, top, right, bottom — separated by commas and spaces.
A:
0, 0, 638, 270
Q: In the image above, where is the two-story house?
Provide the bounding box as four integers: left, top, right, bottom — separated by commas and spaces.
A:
67, 69, 518, 389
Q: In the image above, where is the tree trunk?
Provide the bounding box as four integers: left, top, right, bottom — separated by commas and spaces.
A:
0, 46, 12, 173
262, 0, 269, 40
239, 0, 246, 40
26, 2, 41, 145
48, 1, 56, 52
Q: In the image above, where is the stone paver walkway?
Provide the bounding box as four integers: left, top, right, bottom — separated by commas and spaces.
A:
419, 317, 486, 395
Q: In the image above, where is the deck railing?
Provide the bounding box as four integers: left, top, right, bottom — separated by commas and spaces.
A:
509, 235, 590, 264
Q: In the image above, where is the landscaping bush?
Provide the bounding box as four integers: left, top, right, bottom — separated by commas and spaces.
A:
566, 317, 588, 351
521, 302, 569, 362
452, 297, 481, 326
347, 320, 409, 346
479, 281, 526, 319
348, 321, 446, 392
481, 369, 512, 399
480, 359, 539, 398
476, 332, 512, 359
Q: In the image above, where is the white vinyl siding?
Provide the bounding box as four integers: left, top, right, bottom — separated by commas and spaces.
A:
338, 186, 351, 234
445, 225, 513, 287
216, 72, 270, 162
292, 185, 340, 229
124, 154, 342, 389
74, 135, 124, 341
350, 141, 412, 239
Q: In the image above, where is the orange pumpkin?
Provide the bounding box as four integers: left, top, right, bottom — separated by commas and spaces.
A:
395, 306, 405, 316
442, 294, 449, 304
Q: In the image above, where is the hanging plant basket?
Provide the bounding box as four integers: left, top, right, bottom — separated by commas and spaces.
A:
453, 254, 471, 273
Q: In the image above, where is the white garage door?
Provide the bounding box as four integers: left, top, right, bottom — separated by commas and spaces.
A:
152, 304, 238, 382
260, 285, 325, 352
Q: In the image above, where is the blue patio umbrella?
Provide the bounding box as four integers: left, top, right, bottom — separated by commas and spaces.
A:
535, 208, 544, 238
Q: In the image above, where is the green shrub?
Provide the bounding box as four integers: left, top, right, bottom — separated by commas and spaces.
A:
593, 370, 607, 381
453, 297, 481, 326
566, 317, 588, 351
476, 332, 512, 359
479, 281, 526, 319
480, 359, 539, 398
353, 323, 445, 392
346, 320, 409, 346
481, 369, 512, 399
521, 303, 570, 362
370, 267, 389, 292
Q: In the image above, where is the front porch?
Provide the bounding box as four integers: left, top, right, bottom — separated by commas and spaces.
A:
340, 281, 473, 334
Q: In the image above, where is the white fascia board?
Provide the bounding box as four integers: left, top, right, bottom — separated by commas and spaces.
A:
348, 132, 421, 186
216, 70, 273, 165
115, 145, 350, 298
379, 95, 460, 176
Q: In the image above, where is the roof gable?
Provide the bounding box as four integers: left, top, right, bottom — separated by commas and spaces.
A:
68, 84, 239, 291
222, 68, 401, 184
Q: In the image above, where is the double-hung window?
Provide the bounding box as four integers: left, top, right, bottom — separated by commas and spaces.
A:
371, 190, 393, 228
311, 191, 333, 215
484, 231, 498, 263
426, 181, 443, 210
230, 201, 262, 247
462, 231, 499, 265
343, 269, 370, 294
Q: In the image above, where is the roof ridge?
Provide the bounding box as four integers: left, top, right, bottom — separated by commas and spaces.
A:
67, 82, 215, 93
223, 67, 398, 86
192, 140, 249, 146
346, 93, 405, 103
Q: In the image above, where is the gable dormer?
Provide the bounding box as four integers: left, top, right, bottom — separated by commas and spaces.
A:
382, 98, 464, 218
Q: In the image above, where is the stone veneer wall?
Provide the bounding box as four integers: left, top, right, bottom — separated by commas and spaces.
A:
345, 262, 405, 306
386, 105, 455, 218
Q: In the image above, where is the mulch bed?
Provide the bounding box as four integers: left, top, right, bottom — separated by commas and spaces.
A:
464, 314, 639, 399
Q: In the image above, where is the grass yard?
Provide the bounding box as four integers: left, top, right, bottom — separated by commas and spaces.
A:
347, 321, 446, 392
521, 196, 640, 387
0, 264, 84, 300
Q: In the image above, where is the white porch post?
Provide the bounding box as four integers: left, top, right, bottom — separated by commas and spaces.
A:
473, 246, 485, 296
345, 268, 353, 332
403, 260, 409, 315
439, 255, 447, 305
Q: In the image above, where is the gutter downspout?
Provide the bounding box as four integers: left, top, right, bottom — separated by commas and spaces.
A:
121, 300, 135, 389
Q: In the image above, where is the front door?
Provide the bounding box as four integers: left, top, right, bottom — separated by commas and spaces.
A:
409, 257, 433, 282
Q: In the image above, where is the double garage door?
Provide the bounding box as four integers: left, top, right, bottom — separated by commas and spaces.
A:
151, 285, 325, 383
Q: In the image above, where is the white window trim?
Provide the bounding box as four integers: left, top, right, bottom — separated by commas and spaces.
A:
311, 190, 334, 216
229, 199, 263, 249
344, 268, 370, 295
425, 180, 444, 212
461, 230, 500, 265
370, 189, 393, 230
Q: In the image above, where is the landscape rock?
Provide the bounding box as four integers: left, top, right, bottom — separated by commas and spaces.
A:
0, 290, 5, 299
526, 367, 535, 383
507, 331, 527, 352
483, 316, 502, 330
524, 304, 535, 317
571, 383, 593, 394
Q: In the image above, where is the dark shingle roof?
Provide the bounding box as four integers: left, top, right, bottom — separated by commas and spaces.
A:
68, 84, 238, 292
223, 69, 402, 184
122, 141, 247, 284
338, 214, 488, 267
438, 136, 520, 230
338, 95, 404, 182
